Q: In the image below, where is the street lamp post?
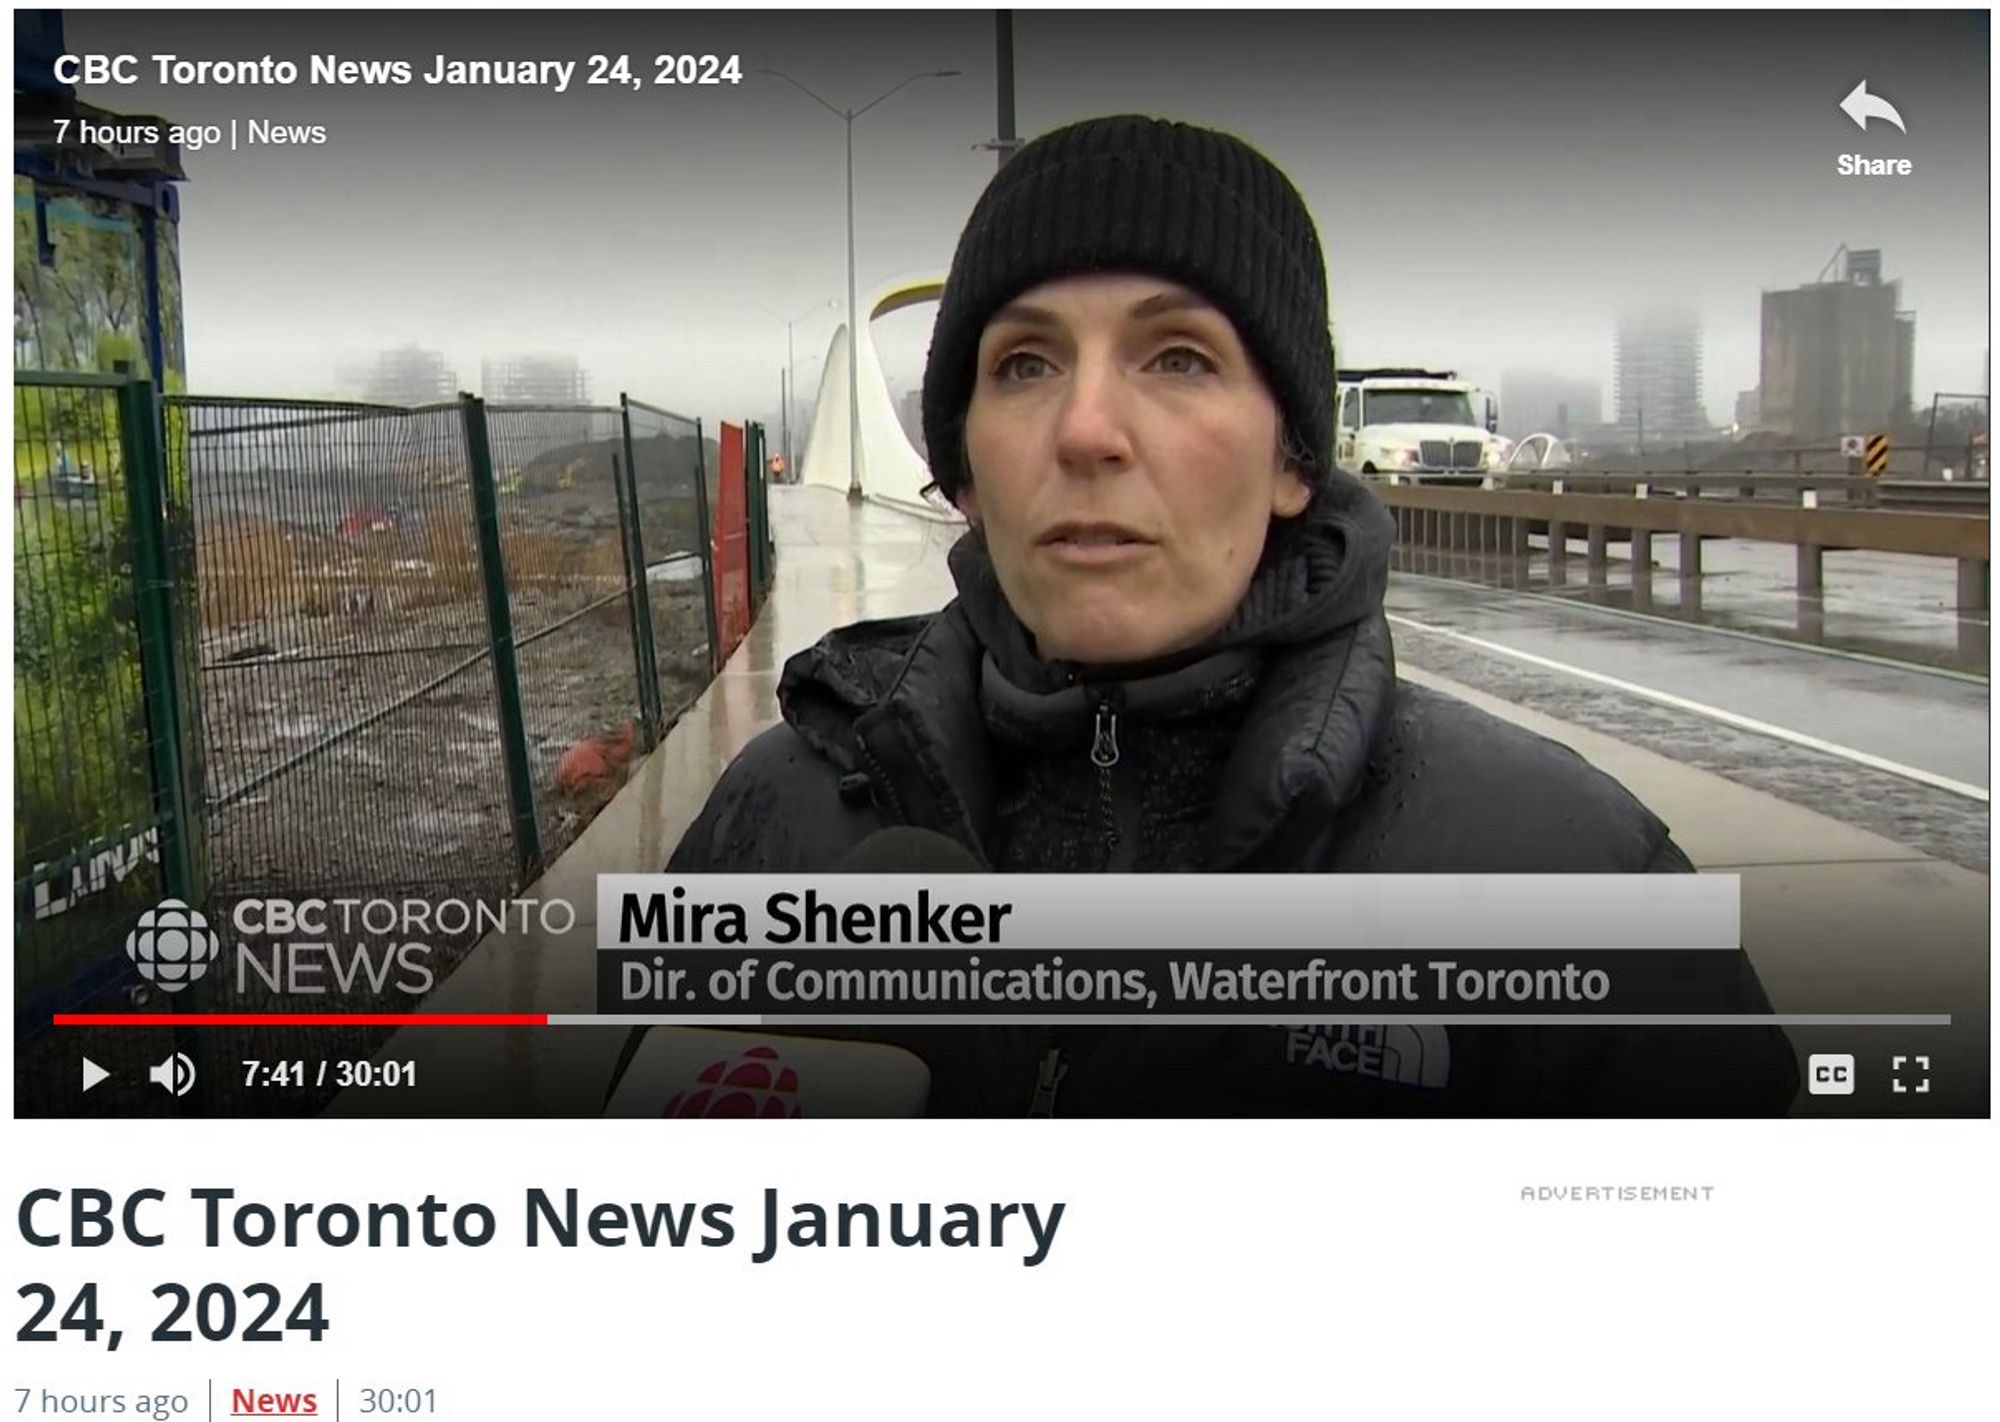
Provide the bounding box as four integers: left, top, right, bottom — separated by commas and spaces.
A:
757, 66, 962, 502
977, 12, 1022, 171
759, 299, 835, 485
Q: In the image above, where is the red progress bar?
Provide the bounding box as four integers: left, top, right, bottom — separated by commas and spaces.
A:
53, 1014, 549, 1027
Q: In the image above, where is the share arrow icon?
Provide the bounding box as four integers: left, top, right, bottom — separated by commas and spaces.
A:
82, 1057, 110, 1093
1840, 80, 1907, 134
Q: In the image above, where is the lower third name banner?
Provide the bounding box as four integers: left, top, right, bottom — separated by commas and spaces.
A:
593, 874, 1745, 1021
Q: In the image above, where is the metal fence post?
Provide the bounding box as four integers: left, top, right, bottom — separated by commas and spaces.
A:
119, 374, 201, 907
759, 420, 776, 590
461, 394, 544, 885
746, 422, 760, 606
616, 397, 664, 745
1921, 394, 1939, 479
610, 449, 660, 748
746, 421, 770, 608
162, 399, 209, 899
691, 417, 722, 677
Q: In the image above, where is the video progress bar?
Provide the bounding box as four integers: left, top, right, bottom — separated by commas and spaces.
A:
53, 1013, 1956, 1028
54, 1013, 548, 1027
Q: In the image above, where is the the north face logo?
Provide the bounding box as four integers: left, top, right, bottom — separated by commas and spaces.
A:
1284, 1024, 1450, 1087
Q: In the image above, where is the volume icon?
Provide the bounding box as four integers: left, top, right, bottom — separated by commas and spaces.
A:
148, 1052, 197, 1097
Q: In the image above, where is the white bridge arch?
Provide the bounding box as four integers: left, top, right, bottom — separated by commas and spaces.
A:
797, 273, 962, 522
1503, 432, 1571, 471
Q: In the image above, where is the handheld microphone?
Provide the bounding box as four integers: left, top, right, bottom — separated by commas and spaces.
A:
603, 1028, 931, 1118
831, 826, 987, 873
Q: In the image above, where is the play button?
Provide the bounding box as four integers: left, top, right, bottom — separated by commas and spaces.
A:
81, 1058, 110, 1094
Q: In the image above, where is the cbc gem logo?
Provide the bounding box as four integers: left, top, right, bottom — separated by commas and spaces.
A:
125, 899, 220, 993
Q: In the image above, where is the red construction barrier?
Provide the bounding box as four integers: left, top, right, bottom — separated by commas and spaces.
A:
713, 421, 751, 663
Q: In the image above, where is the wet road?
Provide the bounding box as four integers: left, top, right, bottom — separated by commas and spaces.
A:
1385, 573, 1989, 796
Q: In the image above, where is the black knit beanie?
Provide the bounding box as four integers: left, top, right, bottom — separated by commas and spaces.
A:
922, 114, 1334, 501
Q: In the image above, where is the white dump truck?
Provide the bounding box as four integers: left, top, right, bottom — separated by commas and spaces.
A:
1333, 367, 1510, 475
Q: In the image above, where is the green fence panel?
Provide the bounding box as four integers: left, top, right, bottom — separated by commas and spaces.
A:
482, 401, 651, 863
623, 398, 719, 714
172, 395, 517, 908
14, 372, 193, 1114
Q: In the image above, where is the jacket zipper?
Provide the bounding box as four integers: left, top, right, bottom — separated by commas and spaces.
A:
853, 734, 910, 823
1092, 699, 1119, 868
1090, 689, 1138, 871
1028, 1042, 1068, 1117
1024, 683, 1129, 1116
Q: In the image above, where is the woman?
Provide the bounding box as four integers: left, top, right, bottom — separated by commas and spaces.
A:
669, 115, 1797, 1116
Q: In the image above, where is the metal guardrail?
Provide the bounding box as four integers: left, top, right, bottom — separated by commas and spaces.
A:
1407, 470, 1991, 512
1520, 437, 1988, 479
1373, 479, 1990, 611
1866, 481, 1993, 512
1538, 472, 1987, 513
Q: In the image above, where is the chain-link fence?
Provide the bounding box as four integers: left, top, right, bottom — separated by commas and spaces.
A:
487, 403, 649, 862
15, 373, 202, 1114
15, 371, 768, 1116
178, 396, 518, 907
624, 397, 718, 711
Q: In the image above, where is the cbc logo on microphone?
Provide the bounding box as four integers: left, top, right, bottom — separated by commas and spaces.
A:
125, 899, 220, 993
1807, 1053, 1856, 1096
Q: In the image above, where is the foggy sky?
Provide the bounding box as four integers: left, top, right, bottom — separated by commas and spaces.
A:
62, 9, 1992, 427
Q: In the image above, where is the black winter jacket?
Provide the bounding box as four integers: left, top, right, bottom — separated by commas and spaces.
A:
666, 485, 1800, 1116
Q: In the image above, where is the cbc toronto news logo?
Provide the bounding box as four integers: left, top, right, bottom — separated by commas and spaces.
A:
124, 898, 221, 993
123, 894, 577, 1000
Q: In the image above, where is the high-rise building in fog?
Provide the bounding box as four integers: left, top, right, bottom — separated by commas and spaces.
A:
365, 345, 457, 406
1499, 371, 1602, 441
1613, 310, 1708, 447
482, 353, 591, 404
1757, 248, 1915, 441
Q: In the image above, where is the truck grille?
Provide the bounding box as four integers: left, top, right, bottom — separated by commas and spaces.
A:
1417, 439, 1486, 470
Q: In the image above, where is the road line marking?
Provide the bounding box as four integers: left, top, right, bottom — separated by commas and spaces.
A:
1388, 612, 1991, 803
